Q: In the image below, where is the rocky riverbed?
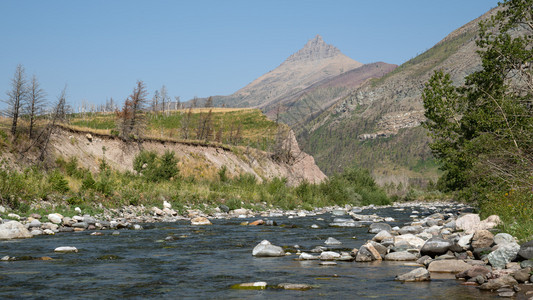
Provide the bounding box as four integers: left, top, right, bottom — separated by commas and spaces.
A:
1, 201, 532, 299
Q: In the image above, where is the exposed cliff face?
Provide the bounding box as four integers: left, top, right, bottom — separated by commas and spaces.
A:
299, 8, 498, 184
48, 127, 326, 186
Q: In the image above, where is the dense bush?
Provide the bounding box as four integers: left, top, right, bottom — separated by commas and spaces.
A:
133, 150, 179, 182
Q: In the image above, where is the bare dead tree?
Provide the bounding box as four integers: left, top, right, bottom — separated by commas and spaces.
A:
4, 64, 28, 136
38, 86, 69, 161
120, 81, 148, 140
175, 96, 181, 110
160, 85, 168, 114
205, 96, 213, 108
26, 75, 47, 139
151, 90, 160, 113
181, 107, 192, 139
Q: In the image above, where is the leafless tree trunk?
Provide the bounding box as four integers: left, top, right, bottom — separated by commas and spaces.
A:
27, 75, 46, 139
4, 64, 28, 136
120, 81, 148, 140
151, 90, 160, 113
160, 85, 168, 114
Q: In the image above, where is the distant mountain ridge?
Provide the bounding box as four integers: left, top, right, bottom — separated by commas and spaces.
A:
196, 35, 395, 127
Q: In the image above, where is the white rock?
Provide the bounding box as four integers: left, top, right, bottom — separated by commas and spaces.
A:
324, 237, 342, 245
43, 229, 55, 235
190, 217, 212, 225
395, 234, 425, 249
458, 234, 474, 250
74, 207, 82, 214
7, 213, 20, 220
299, 252, 319, 260
311, 224, 320, 229
252, 240, 285, 257
30, 229, 43, 236
319, 251, 341, 260
72, 216, 84, 222
47, 213, 63, 224
0, 221, 32, 239
163, 201, 172, 209
373, 230, 393, 242
384, 217, 395, 222
54, 246, 78, 253
151, 207, 164, 216
0, 205, 5, 213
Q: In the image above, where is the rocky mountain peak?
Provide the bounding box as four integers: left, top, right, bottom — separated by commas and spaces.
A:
284, 34, 342, 63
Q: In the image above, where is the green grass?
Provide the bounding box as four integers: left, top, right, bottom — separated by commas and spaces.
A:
0, 155, 392, 217
480, 189, 533, 242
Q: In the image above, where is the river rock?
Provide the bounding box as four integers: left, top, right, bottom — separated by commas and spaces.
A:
249, 219, 264, 226
518, 240, 533, 260
369, 241, 388, 258
0, 205, 5, 213
457, 234, 473, 250
494, 233, 515, 246
0, 221, 32, 239
329, 218, 360, 227
72, 222, 88, 229
395, 267, 430, 282
320, 251, 341, 261
74, 207, 82, 214
428, 260, 471, 273
230, 282, 267, 290
47, 213, 63, 224
54, 246, 78, 253
420, 237, 453, 257
8, 213, 20, 220
29, 213, 41, 219
30, 229, 43, 236
151, 207, 164, 216
28, 219, 42, 228
395, 234, 425, 249
384, 251, 417, 261
232, 208, 249, 216
471, 230, 494, 249
277, 283, 312, 290
455, 265, 491, 279
324, 237, 341, 245
299, 252, 319, 260
398, 225, 423, 235
513, 267, 532, 283
356, 243, 381, 262
478, 275, 518, 291
331, 209, 345, 216
218, 205, 229, 213
373, 230, 393, 242
488, 242, 520, 269
190, 217, 211, 225
455, 214, 480, 233
369, 223, 392, 234
252, 240, 285, 257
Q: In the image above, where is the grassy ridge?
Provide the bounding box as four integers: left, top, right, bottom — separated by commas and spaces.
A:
70, 108, 279, 151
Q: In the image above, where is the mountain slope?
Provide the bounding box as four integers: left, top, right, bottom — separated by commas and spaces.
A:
299, 8, 498, 186
213, 35, 363, 109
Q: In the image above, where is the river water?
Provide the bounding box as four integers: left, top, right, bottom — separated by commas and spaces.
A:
0, 206, 498, 299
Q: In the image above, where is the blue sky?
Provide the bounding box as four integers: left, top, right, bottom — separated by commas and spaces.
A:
0, 0, 499, 109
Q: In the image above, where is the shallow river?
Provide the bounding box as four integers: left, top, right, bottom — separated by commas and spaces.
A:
1, 206, 498, 299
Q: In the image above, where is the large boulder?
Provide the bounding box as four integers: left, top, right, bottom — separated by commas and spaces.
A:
373, 230, 393, 242
455, 214, 500, 233
319, 251, 341, 261
518, 240, 533, 260
395, 267, 430, 282
427, 260, 471, 273
420, 237, 453, 257
0, 221, 32, 239
471, 230, 494, 249
355, 243, 381, 262
368, 223, 392, 234
487, 242, 520, 269
252, 240, 285, 257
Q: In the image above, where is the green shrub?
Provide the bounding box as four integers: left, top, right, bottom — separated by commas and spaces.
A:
48, 170, 70, 193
